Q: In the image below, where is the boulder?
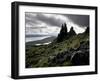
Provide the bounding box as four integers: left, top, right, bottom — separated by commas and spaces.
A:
71, 50, 89, 65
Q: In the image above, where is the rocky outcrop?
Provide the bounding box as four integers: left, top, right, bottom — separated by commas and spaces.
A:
57, 23, 76, 42
57, 23, 68, 42
68, 26, 76, 36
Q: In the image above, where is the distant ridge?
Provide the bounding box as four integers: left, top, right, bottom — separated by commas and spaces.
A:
26, 36, 56, 46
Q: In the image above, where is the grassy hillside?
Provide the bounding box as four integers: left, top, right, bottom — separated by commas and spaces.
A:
26, 31, 89, 68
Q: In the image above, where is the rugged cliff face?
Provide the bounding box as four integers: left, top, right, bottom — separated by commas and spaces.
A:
26, 23, 89, 68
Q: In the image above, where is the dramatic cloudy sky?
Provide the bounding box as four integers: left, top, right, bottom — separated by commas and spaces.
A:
25, 12, 89, 36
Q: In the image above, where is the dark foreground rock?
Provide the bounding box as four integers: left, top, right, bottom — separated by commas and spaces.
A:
48, 40, 89, 66
71, 50, 89, 65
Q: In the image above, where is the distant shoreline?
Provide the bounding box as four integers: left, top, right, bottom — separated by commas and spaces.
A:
26, 36, 56, 46
25, 36, 51, 43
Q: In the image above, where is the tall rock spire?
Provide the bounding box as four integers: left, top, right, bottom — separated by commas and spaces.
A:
57, 23, 67, 42
57, 23, 76, 42
68, 26, 76, 36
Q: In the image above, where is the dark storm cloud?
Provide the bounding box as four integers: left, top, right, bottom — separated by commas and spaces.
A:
64, 14, 89, 27
25, 13, 67, 28
25, 13, 41, 26
36, 14, 63, 27
25, 12, 89, 28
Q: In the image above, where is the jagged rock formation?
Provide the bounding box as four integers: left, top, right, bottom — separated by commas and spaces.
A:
68, 26, 76, 36
57, 23, 68, 42
57, 23, 76, 42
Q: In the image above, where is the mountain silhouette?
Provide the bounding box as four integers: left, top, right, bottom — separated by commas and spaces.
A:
57, 23, 76, 42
